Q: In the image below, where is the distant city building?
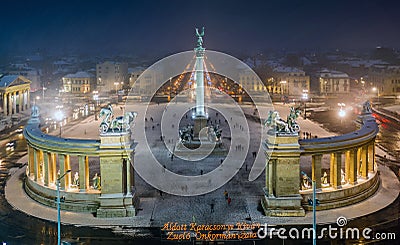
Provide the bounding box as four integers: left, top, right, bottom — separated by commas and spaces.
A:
128, 67, 145, 92
62, 71, 95, 94
273, 67, 310, 97
0, 74, 31, 116
318, 69, 350, 95
378, 73, 400, 96
96, 61, 128, 93
238, 70, 267, 93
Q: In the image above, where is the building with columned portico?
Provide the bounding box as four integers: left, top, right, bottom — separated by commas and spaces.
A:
0, 74, 31, 116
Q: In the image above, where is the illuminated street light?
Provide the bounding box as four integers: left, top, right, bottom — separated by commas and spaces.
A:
54, 110, 64, 137
57, 169, 71, 245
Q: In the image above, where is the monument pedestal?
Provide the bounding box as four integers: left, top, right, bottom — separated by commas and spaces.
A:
262, 133, 305, 217
97, 132, 137, 218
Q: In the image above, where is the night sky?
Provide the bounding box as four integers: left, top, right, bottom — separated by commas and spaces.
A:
1, 0, 399, 56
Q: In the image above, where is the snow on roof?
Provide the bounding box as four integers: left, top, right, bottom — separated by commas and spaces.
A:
0, 75, 19, 87
318, 69, 349, 78
273, 66, 304, 73
64, 71, 94, 79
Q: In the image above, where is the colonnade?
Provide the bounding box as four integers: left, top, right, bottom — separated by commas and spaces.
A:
310, 141, 376, 189
2, 89, 30, 116
27, 145, 91, 192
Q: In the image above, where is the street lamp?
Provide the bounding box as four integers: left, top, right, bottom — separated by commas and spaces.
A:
93, 90, 99, 120
54, 110, 64, 137
338, 103, 346, 124
57, 169, 71, 245
302, 90, 309, 119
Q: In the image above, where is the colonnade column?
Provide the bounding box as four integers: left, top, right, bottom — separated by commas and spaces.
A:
368, 142, 375, 172
347, 149, 358, 184
361, 145, 369, 179
43, 152, 49, 186
51, 153, 57, 184
12, 92, 16, 114
33, 149, 38, 181
7, 93, 12, 116
64, 155, 71, 188
19, 91, 23, 112
312, 154, 322, 189
2, 93, 6, 116
330, 152, 342, 188
58, 154, 65, 189
357, 148, 362, 176
28, 145, 35, 177
78, 155, 89, 191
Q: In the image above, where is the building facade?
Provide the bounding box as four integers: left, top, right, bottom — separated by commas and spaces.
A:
96, 62, 128, 93
62, 71, 95, 94
238, 69, 267, 93
0, 75, 31, 116
273, 67, 310, 97
318, 69, 350, 95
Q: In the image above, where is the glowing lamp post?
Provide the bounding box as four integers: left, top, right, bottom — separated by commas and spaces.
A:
57, 169, 71, 245
54, 110, 64, 137
338, 103, 346, 124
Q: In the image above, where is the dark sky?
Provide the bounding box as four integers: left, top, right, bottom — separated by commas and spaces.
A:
1, 0, 399, 56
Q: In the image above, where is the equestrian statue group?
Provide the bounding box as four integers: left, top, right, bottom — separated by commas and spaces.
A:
264, 107, 301, 134
99, 105, 137, 134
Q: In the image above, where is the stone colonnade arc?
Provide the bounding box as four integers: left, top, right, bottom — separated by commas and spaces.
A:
263, 112, 379, 215
23, 119, 136, 217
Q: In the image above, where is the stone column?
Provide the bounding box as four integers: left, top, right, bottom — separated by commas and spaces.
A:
43, 152, 49, 186
357, 147, 362, 176
19, 90, 23, 112
312, 154, 322, 189
51, 153, 57, 184
64, 155, 71, 188
58, 154, 65, 189
3, 93, 7, 116
27, 145, 34, 176
368, 142, 375, 172
33, 149, 38, 181
345, 150, 351, 182
330, 152, 342, 188
348, 149, 358, 184
12, 92, 16, 114
78, 155, 89, 191
361, 145, 368, 179
7, 93, 12, 116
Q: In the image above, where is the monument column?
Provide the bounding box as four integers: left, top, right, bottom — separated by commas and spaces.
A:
193, 27, 207, 138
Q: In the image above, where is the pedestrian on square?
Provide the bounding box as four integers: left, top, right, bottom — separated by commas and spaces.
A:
210, 203, 215, 213
224, 190, 228, 200
227, 197, 232, 205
